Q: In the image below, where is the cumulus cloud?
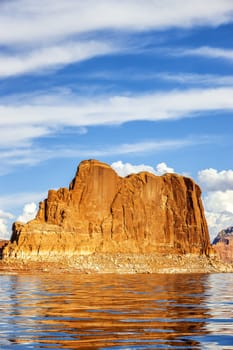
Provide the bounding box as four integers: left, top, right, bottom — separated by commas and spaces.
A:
198, 168, 233, 191
111, 161, 155, 177
0, 210, 14, 240
0, 192, 46, 210
0, 219, 10, 239
203, 190, 233, 240
111, 160, 174, 177
17, 202, 37, 223
0, 194, 43, 239
204, 190, 233, 214
205, 211, 233, 241
198, 168, 233, 239
156, 162, 175, 175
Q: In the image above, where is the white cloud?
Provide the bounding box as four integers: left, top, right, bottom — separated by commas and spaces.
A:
0, 1, 233, 46
0, 126, 51, 148
111, 160, 174, 177
111, 161, 156, 177
107, 139, 199, 155
181, 46, 233, 62
0, 201, 38, 239
0, 87, 232, 151
156, 72, 233, 86
205, 211, 233, 241
0, 210, 14, 240
203, 190, 233, 240
0, 1, 233, 77
198, 168, 233, 191
0, 192, 46, 211
0, 84, 228, 175
83, 70, 233, 88
17, 202, 37, 223
204, 190, 233, 214
0, 136, 210, 175
0, 40, 117, 77
156, 162, 175, 175
0, 219, 10, 240
0, 194, 44, 239
198, 168, 233, 238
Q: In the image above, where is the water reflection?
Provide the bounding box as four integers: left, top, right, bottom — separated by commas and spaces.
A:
0, 273, 233, 349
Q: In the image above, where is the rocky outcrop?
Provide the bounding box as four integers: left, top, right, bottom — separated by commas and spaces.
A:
3, 159, 211, 260
0, 240, 9, 259
212, 227, 233, 263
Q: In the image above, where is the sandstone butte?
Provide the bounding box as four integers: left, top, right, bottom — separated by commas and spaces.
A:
2, 159, 214, 267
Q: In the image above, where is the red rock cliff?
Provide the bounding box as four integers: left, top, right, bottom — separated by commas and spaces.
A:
4, 160, 211, 259
212, 227, 233, 263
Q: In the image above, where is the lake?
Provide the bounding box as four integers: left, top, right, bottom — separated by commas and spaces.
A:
0, 273, 232, 349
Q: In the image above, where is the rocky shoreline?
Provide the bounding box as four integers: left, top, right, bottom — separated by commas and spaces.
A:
1, 253, 232, 274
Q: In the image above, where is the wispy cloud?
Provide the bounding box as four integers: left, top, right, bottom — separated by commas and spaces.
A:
0, 136, 211, 175
84, 70, 233, 87
1, 1, 233, 77
155, 72, 233, 86
1, 0, 233, 46
0, 85, 230, 175
176, 46, 233, 62
0, 41, 118, 77
0, 87, 233, 132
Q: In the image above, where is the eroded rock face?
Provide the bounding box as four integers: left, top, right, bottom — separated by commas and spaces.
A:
212, 227, 233, 263
4, 160, 211, 260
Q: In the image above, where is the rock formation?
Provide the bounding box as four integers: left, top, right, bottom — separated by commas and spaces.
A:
3, 159, 211, 260
0, 240, 9, 259
212, 227, 233, 263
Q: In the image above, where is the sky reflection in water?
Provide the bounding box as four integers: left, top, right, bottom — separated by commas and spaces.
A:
0, 273, 233, 349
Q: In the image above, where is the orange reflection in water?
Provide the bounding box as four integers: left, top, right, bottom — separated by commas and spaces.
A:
1, 273, 233, 349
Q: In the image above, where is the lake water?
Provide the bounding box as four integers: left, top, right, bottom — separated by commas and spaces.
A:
0, 273, 232, 349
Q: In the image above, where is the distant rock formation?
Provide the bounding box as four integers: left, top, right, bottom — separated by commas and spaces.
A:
3, 159, 211, 260
212, 227, 233, 263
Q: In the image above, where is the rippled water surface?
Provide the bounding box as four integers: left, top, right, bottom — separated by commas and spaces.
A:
0, 273, 233, 349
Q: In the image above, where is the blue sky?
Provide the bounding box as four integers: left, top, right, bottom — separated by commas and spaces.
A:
1, 0, 233, 240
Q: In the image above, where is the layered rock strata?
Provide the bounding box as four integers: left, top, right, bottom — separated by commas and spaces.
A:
3, 160, 211, 260
212, 227, 233, 263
